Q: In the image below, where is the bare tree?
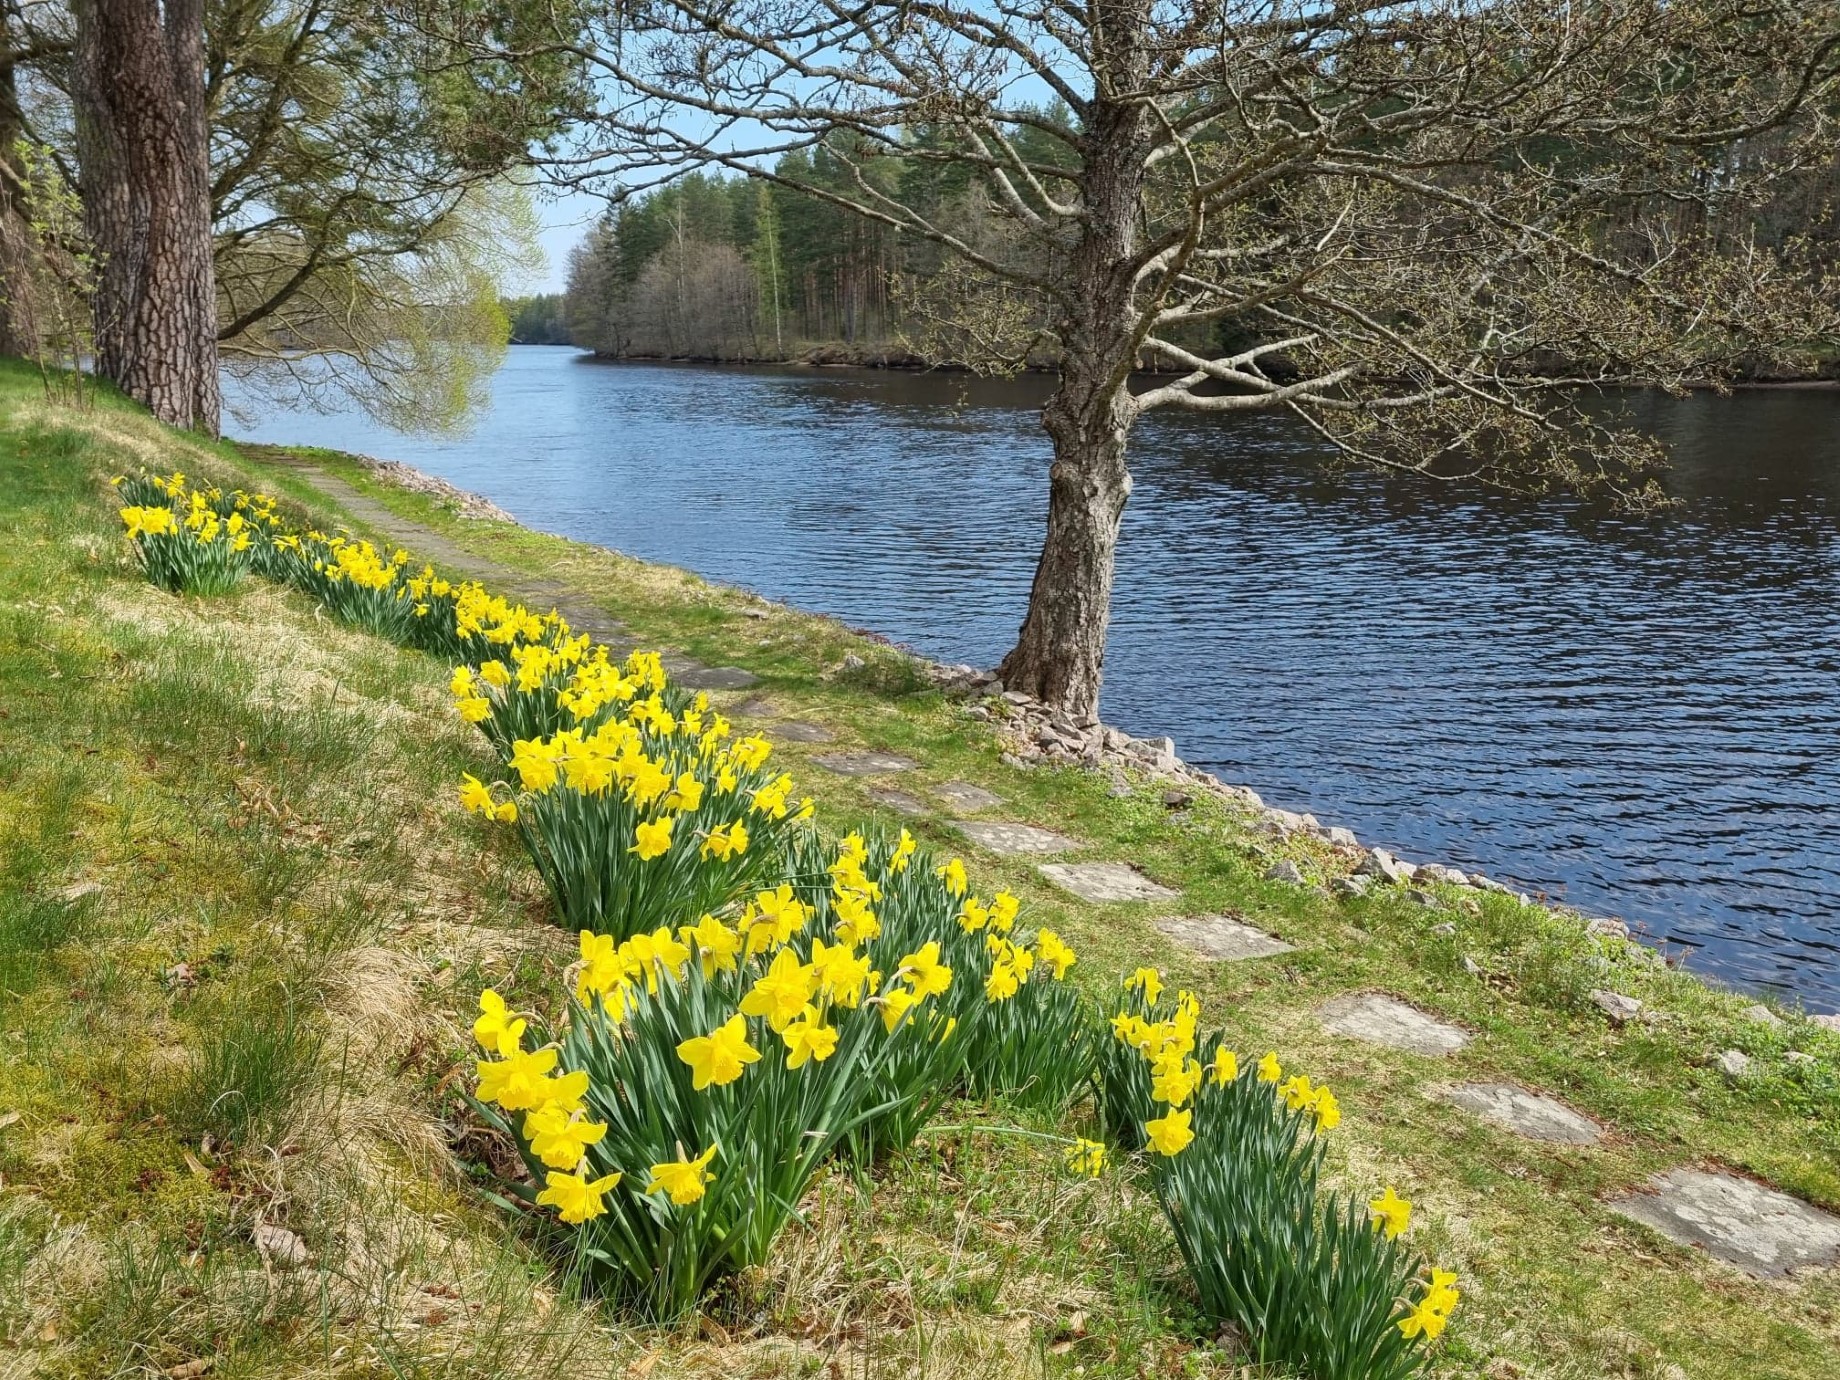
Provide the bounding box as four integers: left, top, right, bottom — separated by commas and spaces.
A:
470, 0, 1840, 716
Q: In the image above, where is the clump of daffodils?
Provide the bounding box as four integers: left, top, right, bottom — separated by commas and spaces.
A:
116, 471, 263, 595
468, 830, 977, 1317
1101, 971, 1458, 1377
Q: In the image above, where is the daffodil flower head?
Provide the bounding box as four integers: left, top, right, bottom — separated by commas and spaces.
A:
646, 1143, 718, 1206
1144, 1107, 1195, 1156
1370, 1186, 1412, 1240
675, 1014, 761, 1090
1124, 967, 1165, 1007
1065, 1138, 1107, 1178
536, 1166, 623, 1224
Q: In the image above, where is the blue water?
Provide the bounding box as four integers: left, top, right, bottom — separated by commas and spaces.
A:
228, 349, 1840, 1011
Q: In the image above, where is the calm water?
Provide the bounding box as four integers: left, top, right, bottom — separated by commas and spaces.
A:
228, 349, 1840, 1011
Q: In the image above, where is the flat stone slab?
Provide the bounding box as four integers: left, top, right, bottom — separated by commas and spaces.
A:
1608, 1169, 1840, 1277
731, 697, 775, 717
677, 665, 759, 691
1156, 914, 1294, 962
1037, 862, 1177, 903
813, 751, 918, 776
937, 781, 1003, 811
952, 820, 1077, 856
769, 720, 835, 744
1318, 994, 1470, 1056
864, 787, 928, 816
1435, 1083, 1601, 1144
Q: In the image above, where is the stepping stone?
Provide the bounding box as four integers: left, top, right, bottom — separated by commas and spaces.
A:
770, 720, 835, 744
952, 820, 1077, 856
937, 781, 1002, 812
1037, 862, 1176, 903
1318, 993, 1470, 1056
1607, 1169, 1840, 1277
732, 697, 775, 718
1156, 914, 1294, 962
865, 787, 928, 817
678, 665, 759, 691
1435, 1083, 1601, 1144
813, 751, 918, 776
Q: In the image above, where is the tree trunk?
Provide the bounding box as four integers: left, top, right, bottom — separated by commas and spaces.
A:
0, 41, 34, 359
996, 5, 1152, 718
72, 0, 219, 434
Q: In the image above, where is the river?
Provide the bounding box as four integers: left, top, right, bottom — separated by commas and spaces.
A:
226, 347, 1840, 1013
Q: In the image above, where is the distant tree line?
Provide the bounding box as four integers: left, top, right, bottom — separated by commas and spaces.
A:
506, 294, 567, 344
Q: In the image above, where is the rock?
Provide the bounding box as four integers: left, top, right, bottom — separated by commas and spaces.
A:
1407, 889, 1438, 907
1431, 922, 1457, 937
1265, 861, 1306, 885
865, 787, 928, 817
1435, 1083, 1602, 1144
1444, 869, 1472, 888
1740, 1004, 1784, 1028
1585, 917, 1630, 941
1715, 1049, 1753, 1077
1590, 990, 1643, 1024
951, 820, 1078, 856
1317, 993, 1470, 1056
1785, 1051, 1817, 1067
56, 880, 104, 905
769, 720, 835, 744
965, 705, 991, 721
1331, 875, 1371, 898
1161, 788, 1192, 810
1107, 771, 1133, 798
1263, 808, 1317, 834
1469, 874, 1511, 894
1461, 956, 1483, 976
1146, 736, 1176, 758
1101, 727, 1131, 752
840, 653, 865, 671
253, 1222, 310, 1269
1001, 690, 1033, 706
1037, 862, 1178, 903
812, 751, 917, 776
937, 781, 1002, 811
1608, 1169, 1840, 1277
999, 752, 1028, 769
1356, 849, 1412, 885
1155, 914, 1295, 962
678, 665, 759, 690
1814, 1013, 1840, 1034
1322, 826, 1360, 848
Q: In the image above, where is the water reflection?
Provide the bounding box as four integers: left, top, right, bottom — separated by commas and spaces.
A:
228, 350, 1840, 1009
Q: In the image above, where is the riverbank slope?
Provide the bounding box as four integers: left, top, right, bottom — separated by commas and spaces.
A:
3, 361, 1837, 1378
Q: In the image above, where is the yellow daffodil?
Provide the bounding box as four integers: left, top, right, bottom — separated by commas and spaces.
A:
1312, 1086, 1341, 1130
680, 913, 741, 976
536, 1167, 623, 1224
1035, 929, 1076, 979
1211, 1046, 1239, 1085
472, 989, 521, 1050
675, 1015, 761, 1090
524, 1104, 608, 1171
985, 961, 1020, 1002
936, 857, 968, 897
897, 940, 952, 999
646, 1144, 718, 1205
878, 984, 920, 1033
459, 772, 494, 816
739, 948, 819, 1031
1370, 1186, 1412, 1239
890, 829, 916, 872
1144, 1107, 1195, 1156
780, 1007, 840, 1068
631, 815, 676, 860
1125, 967, 1164, 1006
1151, 1054, 1203, 1107
990, 890, 1020, 932
1257, 1050, 1282, 1083
1065, 1138, 1107, 1178
479, 659, 511, 688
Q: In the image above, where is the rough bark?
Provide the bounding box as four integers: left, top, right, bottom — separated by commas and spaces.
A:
0, 38, 33, 359
995, 4, 1153, 718
72, 0, 219, 434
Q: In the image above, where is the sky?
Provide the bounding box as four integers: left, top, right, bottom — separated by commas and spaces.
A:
528, 185, 611, 293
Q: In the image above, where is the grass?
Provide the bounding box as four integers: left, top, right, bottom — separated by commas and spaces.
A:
1, 355, 1837, 1378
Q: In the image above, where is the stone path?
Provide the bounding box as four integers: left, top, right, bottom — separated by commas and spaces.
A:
278, 454, 1840, 1299
1434, 1083, 1601, 1145
1318, 994, 1471, 1056
1155, 913, 1294, 962
271, 458, 755, 686
937, 780, 1003, 811
769, 720, 836, 744
1038, 862, 1177, 902
1608, 1169, 1840, 1277
813, 751, 919, 776
952, 820, 1077, 856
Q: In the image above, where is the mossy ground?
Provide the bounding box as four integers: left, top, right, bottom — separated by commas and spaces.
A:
2, 358, 1837, 1380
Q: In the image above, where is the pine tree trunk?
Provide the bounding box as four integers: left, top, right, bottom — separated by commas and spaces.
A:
72, 0, 219, 435
0, 46, 34, 359
996, 7, 1152, 718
